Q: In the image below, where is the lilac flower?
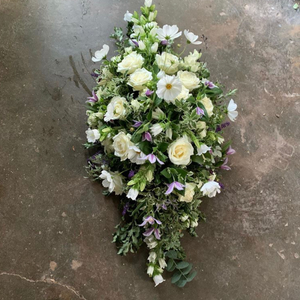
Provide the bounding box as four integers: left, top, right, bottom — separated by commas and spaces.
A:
227, 146, 236, 155
143, 131, 152, 142
133, 120, 143, 128
122, 202, 130, 216
131, 39, 139, 47
139, 216, 162, 226
91, 72, 99, 78
141, 154, 164, 165
86, 90, 98, 103
205, 80, 216, 89
161, 40, 168, 45
219, 182, 225, 189
165, 181, 185, 195
216, 121, 230, 132
145, 89, 154, 97
143, 228, 161, 240
128, 170, 135, 179
221, 157, 231, 170
196, 107, 205, 116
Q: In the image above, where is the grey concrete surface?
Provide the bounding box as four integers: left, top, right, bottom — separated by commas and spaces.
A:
0, 0, 300, 299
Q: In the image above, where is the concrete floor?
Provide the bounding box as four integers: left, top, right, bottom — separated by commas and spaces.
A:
0, 0, 300, 299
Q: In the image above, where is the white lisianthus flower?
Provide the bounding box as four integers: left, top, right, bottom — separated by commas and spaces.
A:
184, 29, 202, 45
131, 99, 142, 111
176, 85, 190, 101
196, 121, 207, 138
181, 49, 201, 72
145, 0, 152, 7
92, 44, 109, 62
150, 123, 164, 136
177, 71, 200, 91
158, 258, 167, 269
128, 145, 145, 165
166, 128, 172, 139
117, 51, 144, 74
200, 96, 214, 117
227, 99, 238, 122
200, 181, 221, 198
156, 75, 182, 103
153, 274, 165, 287
86, 128, 100, 143
139, 40, 146, 50
124, 10, 133, 22
104, 96, 128, 122
147, 266, 154, 276
168, 136, 194, 165
128, 68, 153, 91
179, 182, 196, 203
112, 132, 132, 161
157, 25, 182, 41
99, 170, 115, 193
155, 52, 179, 74
151, 42, 158, 53
127, 188, 139, 200
152, 107, 165, 120
197, 144, 211, 155
148, 252, 157, 263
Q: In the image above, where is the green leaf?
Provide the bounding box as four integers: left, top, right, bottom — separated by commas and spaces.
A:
171, 271, 182, 284
206, 87, 223, 96
191, 155, 204, 165
176, 279, 187, 288
166, 250, 178, 259
131, 133, 142, 144
146, 110, 152, 121
153, 64, 159, 75
166, 259, 174, 272
138, 141, 152, 155
186, 270, 197, 282
176, 261, 190, 269
154, 97, 163, 107
182, 264, 193, 275
161, 168, 171, 179
158, 142, 169, 153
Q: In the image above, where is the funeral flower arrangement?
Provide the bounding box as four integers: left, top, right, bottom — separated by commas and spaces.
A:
85, 0, 238, 287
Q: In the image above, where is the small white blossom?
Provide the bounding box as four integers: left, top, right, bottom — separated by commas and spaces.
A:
145, 0, 152, 7
148, 252, 157, 263
158, 258, 167, 269
153, 274, 165, 287
124, 10, 133, 22
227, 99, 238, 122
150, 123, 164, 136
86, 128, 100, 143
197, 144, 211, 155
184, 30, 202, 45
157, 25, 182, 41
99, 170, 115, 193
152, 107, 165, 120
127, 188, 139, 200
200, 181, 221, 198
139, 40, 146, 50
147, 266, 154, 276
151, 42, 158, 53
92, 44, 109, 62
156, 75, 182, 103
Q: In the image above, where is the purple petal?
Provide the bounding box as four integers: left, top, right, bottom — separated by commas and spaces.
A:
131, 40, 139, 47
174, 181, 185, 190
165, 182, 175, 195
143, 228, 154, 237
148, 154, 156, 164
154, 229, 161, 240
162, 204, 167, 210
223, 157, 228, 165
133, 120, 143, 128
143, 132, 152, 142
145, 89, 154, 97
147, 216, 155, 225
221, 165, 231, 170
161, 40, 168, 45
205, 80, 216, 89
219, 182, 225, 189
128, 170, 135, 178
139, 219, 148, 227
156, 157, 165, 165
154, 218, 162, 225
196, 107, 204, 116
221, 122, 230, 129
227, 146, 236, 155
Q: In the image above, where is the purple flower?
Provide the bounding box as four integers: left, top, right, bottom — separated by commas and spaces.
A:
139, 216, 162, 227
221, 157, 231, 170
86, 90, 98, 103
205, 80, 216, 89
128, 170, 135, 178
131, 39, 139, 47
133, 120, 143, 128
227, 146, 236, 155
216, 122, 230, 132
161, 40, 168, 45
143, 228, 161, 240
196, 107, 205, 116
165, 181, 185, 195
145, 89, 154, 97
143, 131, 152, 142
91, 72, 99, 78
219, 182, 225, 189
122, 202, 130, 216
141, 154, 164, 165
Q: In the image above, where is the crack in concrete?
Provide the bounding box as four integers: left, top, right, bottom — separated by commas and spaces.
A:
0, 272, 87, 300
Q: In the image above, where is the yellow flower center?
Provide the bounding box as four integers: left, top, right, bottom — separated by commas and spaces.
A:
166, 84, 172, 90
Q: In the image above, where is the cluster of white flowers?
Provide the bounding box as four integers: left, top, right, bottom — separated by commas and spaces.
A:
85, 0, 238, 287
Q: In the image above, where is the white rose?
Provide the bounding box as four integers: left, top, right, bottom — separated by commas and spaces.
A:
179, 182, 196, 203
117, 51, 144, 74
200, 96, 214, 117
128, 145, 145, 165
155, 52, 179, 74
176, 85, 190, 101
86, 128, 100, 143
196, 121, 207, 138
200, 181, 221, 198
181, 49, 201, 72
104, 96, 128, 122
168, 136, 194, 165
177, 71, 200, 91
128, 68, 153, 91
112, 132, 132, 161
